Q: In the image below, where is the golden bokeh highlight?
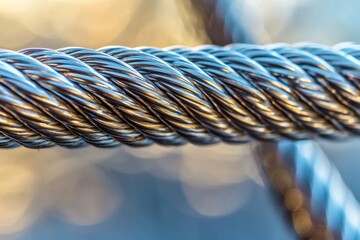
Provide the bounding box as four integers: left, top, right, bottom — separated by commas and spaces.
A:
0, 0, 207, 49
44, 161, 121, 226
270, 168, 293, 194
284, 188, 304, 211
0, 164, 37, 234
181, 144, 259, 187
292, 209, 314, 237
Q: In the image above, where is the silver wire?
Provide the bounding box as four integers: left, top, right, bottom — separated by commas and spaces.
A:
0, 44, 359, 148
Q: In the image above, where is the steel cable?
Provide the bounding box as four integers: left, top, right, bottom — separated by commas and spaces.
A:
0, 44, 360, 148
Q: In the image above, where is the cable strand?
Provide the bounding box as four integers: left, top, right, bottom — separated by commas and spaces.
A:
0, 43, 359, 147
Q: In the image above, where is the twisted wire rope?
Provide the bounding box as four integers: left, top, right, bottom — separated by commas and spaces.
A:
0, 44, 360, 148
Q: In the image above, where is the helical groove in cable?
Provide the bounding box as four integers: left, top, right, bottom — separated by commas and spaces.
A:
0, 43, 359, 148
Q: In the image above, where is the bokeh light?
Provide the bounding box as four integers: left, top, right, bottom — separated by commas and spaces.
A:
44, 161, 121, 226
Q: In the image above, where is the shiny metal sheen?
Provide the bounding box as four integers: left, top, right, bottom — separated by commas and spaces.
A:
0, 44, 359, 148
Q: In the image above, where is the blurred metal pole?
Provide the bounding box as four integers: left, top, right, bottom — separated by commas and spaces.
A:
259, 141, 360, 239
191, 0, 254, 44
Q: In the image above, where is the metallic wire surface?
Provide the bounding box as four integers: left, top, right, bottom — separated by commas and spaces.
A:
0, 44, 360, 147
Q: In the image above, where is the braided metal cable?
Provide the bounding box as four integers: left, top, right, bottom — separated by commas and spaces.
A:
0, 44, 360, 148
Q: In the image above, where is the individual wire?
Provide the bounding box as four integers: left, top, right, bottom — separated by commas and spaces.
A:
0, 44, 359, 147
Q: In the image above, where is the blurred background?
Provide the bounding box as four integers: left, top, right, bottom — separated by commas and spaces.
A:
0, 0, 359, 239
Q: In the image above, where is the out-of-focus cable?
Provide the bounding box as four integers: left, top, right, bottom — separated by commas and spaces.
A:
191, 0, 254, 44
258, 141, 360, 239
